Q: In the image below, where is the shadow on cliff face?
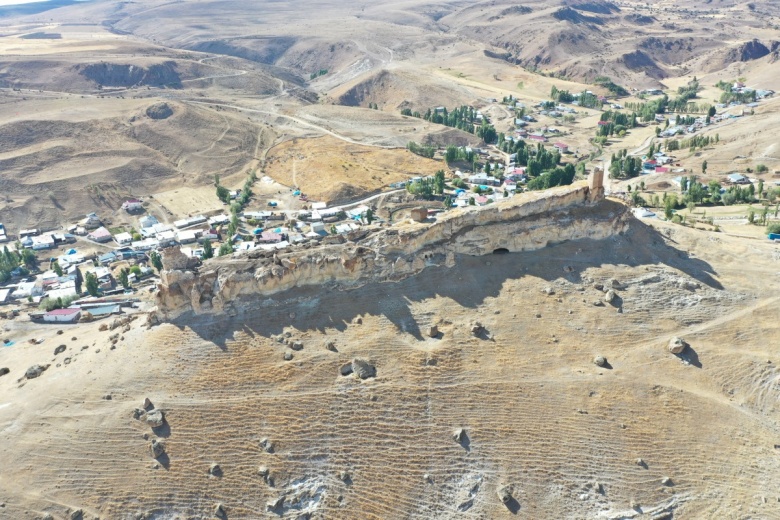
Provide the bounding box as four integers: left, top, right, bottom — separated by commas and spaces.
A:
176, 214, 723, 348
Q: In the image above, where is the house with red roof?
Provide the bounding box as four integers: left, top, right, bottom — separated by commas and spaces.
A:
43, 308, 81, 323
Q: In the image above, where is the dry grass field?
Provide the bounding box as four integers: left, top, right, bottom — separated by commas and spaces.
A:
2, 219, 780, 518
265, 136, 443, 203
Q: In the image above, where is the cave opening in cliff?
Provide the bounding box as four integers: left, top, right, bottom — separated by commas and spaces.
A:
493, 248, 509, 255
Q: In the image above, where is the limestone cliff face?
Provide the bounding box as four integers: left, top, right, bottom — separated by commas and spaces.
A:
154, 181, 630, 321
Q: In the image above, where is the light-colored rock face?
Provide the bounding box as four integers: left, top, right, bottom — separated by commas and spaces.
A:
155, 182, 628, 321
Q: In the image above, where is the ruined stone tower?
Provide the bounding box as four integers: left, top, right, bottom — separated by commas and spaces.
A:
588, 167, 605, 202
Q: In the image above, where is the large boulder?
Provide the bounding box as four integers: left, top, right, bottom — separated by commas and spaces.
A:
593, 355, 607, 367
668, 337, 688, 354
146, 409, 165, 428
150, 439, 165, 458
351, 359, 376, 379
146, 102, 174, 120
25, 364, 49, 379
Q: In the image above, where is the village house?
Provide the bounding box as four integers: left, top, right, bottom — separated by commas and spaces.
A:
121, 199, 143, 212
727, 173, 750, 185
174, 215, 207, 229
19, 229, 39, 238
80, 213, 102, 230
139, 215, 159, 229
257, 230, 284, 244
31, 234, 55, 250
114, 232, 133, 246
0, 223, 7, 243
88, 227, 113, 243
177, 230, 198, 244
553, 142, 569, 153
43, 308, 81, 323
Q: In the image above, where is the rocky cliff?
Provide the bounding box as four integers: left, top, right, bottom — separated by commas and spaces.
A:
154, 178, 630, 321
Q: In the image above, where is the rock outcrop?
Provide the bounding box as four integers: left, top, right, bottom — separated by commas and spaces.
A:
154, 176, 630, 321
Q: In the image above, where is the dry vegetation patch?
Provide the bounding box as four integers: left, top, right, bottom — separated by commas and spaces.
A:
264, 135, 442, 203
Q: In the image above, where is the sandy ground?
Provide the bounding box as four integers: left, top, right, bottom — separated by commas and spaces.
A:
2, 217, 780, 519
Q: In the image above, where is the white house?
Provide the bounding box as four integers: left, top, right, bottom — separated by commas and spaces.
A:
121, 199, 143, 212
31, 234, 55, 250
139, 215, 159, 229
114, 232, 133, 246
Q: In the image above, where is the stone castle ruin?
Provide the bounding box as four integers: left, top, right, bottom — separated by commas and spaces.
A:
154, 171, 627, 321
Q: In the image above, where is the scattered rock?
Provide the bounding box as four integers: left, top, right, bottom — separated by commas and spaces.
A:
636, 458, 647, 468
145, 409, 165, 428
423, 473, 432, 483
497, 484, 513, 504
102, 394, 112, 400
56, 330, 63, 335
143, 397, 153, 410
54, 345, 66, 355
70, 509, 83, 520
266, 496, 285, 512
257, 466, 269, 478
563, 265, 574, 273
64, 357, 72, 364
593, 355, 607, 367
610, 278, 623, 289
339, 362, 354, 376
25, 364, 49, 379
132, 408, 145, 420
208, 463, 222, 476
0, 367, 9, 377
42, 515, 54, 520
668, 336, 688, 354
593, 283, 604, 291
339, 470, 350, 482
98, 323, 108, 331
427, 325, 439, 338
471, 321, 483, 335
593, 300, 605, 307
283, 350, 294, 361
214, 502, 226, 518
260, 438, 274, 453
351, 359, 376, 379
453, 428, 466, 443
542, 286, 555, 295
290, 341, 304, 351
150, 439, 165, 458
325, 341, 337, 352
604, 290, 616, 304
352, 317, 362, 325
661, 476, 673, 486
535, 313, 542, 318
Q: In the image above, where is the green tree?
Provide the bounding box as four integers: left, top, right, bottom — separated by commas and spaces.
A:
701, 160, 708, 174
85, 272, 99, 297
434, 170, 445, 194
216, 185, 230, 203
202, 239, 214, 259
53, 261, 63, 277
468, 197, 475, 206
130, 265, 142, 276
118, 268, 130, 289
218, 243, 233, 257
680, 177, 688, 192
757, 179, 764, 199
443, 195, 452, 208
20, 248, 36, 269
365, 208, 374, 224
149, 251, 163, 272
